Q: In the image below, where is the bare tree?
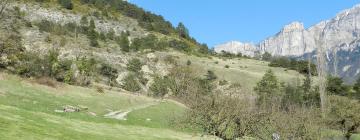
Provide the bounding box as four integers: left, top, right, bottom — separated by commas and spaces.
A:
316, 26, 328, 117
0, 0, 10, 19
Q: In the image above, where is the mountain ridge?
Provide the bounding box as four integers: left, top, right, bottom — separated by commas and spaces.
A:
215, 3, 360, 83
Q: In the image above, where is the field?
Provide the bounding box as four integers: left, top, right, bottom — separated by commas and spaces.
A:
167, 52, 306, 92
0, 73, 210, 140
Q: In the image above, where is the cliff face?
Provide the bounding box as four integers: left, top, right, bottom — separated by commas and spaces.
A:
214, 41, 257, 57
216, 4, 360, 83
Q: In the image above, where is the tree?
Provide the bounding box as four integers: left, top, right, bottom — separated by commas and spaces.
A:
87, 19, 98, 47
87, 29, 98, 47
353, 77, 360, 99
176, 22, 189, 39
118, 32, 129, 52
58, 0, 73, 10
89, 19, 96, 30
261, 52, 272, 61
302, 74, 312, 94
326, 76, 350, 96
254, 69, 280, 106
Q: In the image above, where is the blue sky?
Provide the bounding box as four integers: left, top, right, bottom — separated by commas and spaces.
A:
129, 0, 360, 47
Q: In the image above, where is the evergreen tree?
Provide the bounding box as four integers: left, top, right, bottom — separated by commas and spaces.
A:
326, 76, 350, 96
119, 31, 130, 52
254, 69, 280, 106
302, 74, 312, 94
353, 77, 360, 99
89, 19, 96, 30
176, 22, 189, 39
261, 52, 272, 61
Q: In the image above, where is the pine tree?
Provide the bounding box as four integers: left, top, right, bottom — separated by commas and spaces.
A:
176, 22, 189, 39
353, 77, 360, 99
119, 31, 129, 52
254, 69, 280, 106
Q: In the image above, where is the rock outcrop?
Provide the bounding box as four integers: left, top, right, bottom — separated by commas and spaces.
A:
214, 41, 257, 57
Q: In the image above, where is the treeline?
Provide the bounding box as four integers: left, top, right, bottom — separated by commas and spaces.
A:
268, 56, 318, 76
184, 69, 360, 139
52, 0, 209, 53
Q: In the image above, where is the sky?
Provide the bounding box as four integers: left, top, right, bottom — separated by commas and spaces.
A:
129, 0, 360, 47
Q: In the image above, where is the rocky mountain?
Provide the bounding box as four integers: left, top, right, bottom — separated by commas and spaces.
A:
214, 41, 257, 57
216, 4, 360, 83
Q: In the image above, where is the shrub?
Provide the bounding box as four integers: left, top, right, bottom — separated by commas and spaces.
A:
164, 55, 177, 65
118, 31, 129, 52
149, 76, 169, 97
326, 76, 351, 96
205, 70, 217, 81
126, 58, 142, 73
99, 63, 118, 86
96, 86, 105, 93
122, 74, 141, 92
35, 77, 58, 88
186, 60, 191, 66
219, 80, 228, 86
225, 65, 230, 68
327, 96, 360, 139
38, 20, 53, 33
58, 0, 73, 10
0, 34, 24, 68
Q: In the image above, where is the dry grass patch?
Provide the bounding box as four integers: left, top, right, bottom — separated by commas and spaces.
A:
34, 77, 59, 88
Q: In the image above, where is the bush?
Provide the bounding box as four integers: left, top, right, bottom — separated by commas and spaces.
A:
149, 76, 169, 97
327, 96, 360, 139
326, 76, 351, 96
219, 80, 228, 86
118, 31, 129, 52
58, 0, 73, 10
35, 77, 58, 88
225, 65, 230, 68
122, 74, 141, 92
205, 70, 217, 81
186, 60, 191, 66
126, 58, 142, 73
99, 63, 118, 86
0, 34, 24, 68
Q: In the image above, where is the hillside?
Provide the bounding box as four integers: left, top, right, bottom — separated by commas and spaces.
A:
1, 0, 360, 140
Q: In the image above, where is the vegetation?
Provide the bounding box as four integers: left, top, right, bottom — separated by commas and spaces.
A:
57, 0, 73, 10
254, 69, 281, 107
122, 74, 141, 92
149, 76, 169, 97
269, 57, 318, 76
118, 31, 130, 52
126, 58, 143, 73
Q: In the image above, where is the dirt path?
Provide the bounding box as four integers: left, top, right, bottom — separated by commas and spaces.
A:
104, 101, 160, 120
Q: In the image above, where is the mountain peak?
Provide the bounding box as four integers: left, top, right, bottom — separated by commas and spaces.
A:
281, 21, 304, 33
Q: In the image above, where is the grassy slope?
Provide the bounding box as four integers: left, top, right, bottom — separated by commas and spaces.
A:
168, 52, 305, 92
0, 73, 206, 140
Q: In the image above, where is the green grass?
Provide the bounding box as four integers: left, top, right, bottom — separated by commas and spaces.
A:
165, 51, 305, 92
0, 73, 206, 140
